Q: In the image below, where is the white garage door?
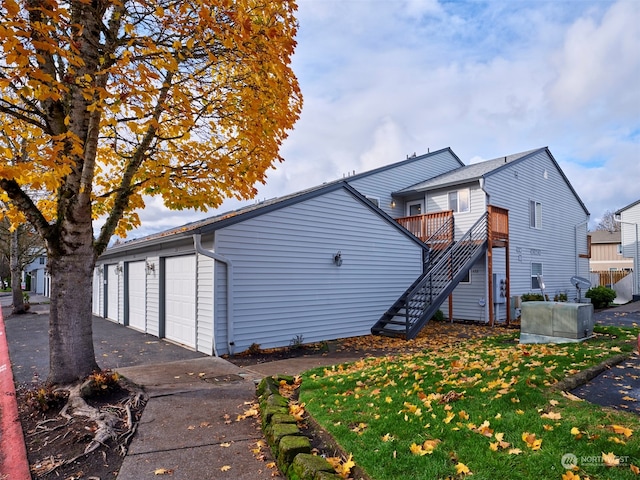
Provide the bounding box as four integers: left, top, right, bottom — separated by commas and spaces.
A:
128, 262, 146, 331
106, 265, 120, 323
92, 268, 101, 316
164, 256, 196, 348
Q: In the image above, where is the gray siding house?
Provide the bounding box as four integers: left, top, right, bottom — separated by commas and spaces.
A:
390, 148, 590, 329
615, 200, 640, 298
93, 147, 591, 354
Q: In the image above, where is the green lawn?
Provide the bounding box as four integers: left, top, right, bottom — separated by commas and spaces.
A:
300, 326, 640, 480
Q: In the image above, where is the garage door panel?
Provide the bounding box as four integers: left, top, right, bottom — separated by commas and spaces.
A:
165, 256, 196, 348
128, 262, 146, 331
106, 265, 120, 323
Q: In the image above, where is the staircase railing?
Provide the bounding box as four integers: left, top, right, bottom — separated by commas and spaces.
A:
372, 212, 489, 339
423, 214, 455, 269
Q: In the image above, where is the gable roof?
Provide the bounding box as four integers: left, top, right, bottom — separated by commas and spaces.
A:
103, 148, 460, 254
589, 230, 621, 244
616, 199, 640, 215
393, 147, 590, 216
393, 148, 540, 194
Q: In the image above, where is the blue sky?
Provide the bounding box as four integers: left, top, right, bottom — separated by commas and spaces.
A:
130, 0, 640, 238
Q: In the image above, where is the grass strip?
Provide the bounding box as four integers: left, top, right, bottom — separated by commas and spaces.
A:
300, 326, 640, 480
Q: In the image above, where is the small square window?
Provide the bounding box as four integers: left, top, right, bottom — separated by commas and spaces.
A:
531, 262, 543, 289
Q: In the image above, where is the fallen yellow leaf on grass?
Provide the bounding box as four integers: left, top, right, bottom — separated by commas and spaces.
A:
522, 432, 542, 450
608, 436, 626, 444
611, 424, 633, 437
541, 411, 561, 420
326, 454, 356, 478
630, 464, 639, 474
508, 448, 522, 455
562, 471, 580, 480
410, 439, 441, 455
602, 452, 620, 467
455, 462, 472, 475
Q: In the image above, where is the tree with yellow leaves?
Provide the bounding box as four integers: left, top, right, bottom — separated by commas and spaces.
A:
0, 0, 302, 384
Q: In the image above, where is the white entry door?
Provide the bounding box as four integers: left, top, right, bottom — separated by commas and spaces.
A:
164, 256, 196, 348
128, 262, 146, 331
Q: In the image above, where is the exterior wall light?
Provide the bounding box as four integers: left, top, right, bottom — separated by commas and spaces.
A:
333, 251, 343, 267
146, 261, 156, 275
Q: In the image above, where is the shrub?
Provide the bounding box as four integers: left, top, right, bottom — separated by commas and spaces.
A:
521, 293, 545, 302
431, 309, 445, 322
585, 285, 616, 309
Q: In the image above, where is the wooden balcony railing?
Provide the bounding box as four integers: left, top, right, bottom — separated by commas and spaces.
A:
488, 205, 509, 246
396, 210, 454, 243
397, 206, 509, 246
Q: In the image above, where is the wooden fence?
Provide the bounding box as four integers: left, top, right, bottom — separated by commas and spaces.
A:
589, 270, 632, 287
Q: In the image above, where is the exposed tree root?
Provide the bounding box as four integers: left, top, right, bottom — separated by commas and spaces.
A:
30, 379, 148, 477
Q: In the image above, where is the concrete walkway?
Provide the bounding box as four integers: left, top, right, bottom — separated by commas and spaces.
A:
1, 293, 364, 480
2, 294, 639, 479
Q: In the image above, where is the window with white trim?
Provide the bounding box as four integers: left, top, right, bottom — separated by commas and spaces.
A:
448, 188, 470, 213
531, 262, 543, 289
529, 200, 542, 229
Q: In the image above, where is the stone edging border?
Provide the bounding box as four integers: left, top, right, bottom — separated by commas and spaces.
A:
257, 375, 344, 480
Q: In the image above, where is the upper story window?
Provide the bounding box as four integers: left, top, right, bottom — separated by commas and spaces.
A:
448, 188, 470, 213
529, 200, 542, 229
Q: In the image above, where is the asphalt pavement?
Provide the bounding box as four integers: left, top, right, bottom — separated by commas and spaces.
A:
1, 293, 639, 480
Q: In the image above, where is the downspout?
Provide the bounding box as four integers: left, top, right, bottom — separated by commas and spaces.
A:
574, 219, 589, 276
193, 234, 234, 356
479, 178, 490, 323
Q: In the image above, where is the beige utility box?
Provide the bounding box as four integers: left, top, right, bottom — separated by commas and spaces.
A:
520, 301, 594, 344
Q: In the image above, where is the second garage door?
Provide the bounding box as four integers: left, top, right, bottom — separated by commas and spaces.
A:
127, 261, 146, 331
164, 256, 196, 348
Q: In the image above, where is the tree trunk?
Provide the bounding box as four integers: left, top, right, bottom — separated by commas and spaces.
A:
47, 214, 99, 385
10, 228, 26, 314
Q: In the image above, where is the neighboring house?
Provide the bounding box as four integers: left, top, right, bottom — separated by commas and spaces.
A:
615, 200, 640, 299
588, 230, 633, 272
93, 147, 591, 355
24, 254, 50, 296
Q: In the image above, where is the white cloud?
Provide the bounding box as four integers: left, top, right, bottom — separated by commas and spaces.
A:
127, 0, 639, 239
547, 0, 640, 119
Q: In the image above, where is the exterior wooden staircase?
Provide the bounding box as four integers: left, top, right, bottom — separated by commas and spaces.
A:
372, 212, 490, 339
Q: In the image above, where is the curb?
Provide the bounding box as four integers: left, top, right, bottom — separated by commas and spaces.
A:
0, 309, 31, 479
